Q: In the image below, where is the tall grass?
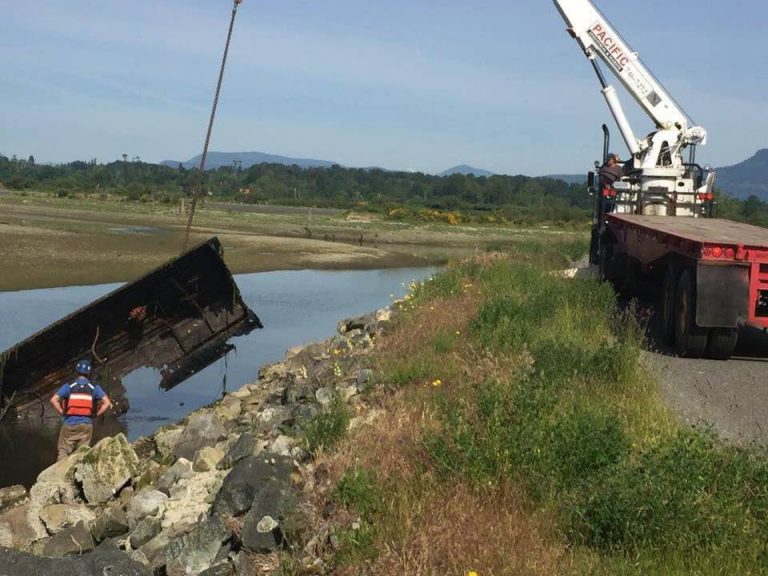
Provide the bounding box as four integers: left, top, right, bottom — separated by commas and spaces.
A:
313, 237, 768, 575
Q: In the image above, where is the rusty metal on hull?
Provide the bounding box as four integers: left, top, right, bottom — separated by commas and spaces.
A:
0, 237, 262, 418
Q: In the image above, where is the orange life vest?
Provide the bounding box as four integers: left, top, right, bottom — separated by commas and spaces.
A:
65, 377, 95, 417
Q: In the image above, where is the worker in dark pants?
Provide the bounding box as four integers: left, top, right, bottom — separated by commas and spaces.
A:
598, 153, 624, 214
50, 359, 112, 461
592, 153, 625, 264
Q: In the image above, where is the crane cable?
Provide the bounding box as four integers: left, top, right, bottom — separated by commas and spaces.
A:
182, 0, 243, 253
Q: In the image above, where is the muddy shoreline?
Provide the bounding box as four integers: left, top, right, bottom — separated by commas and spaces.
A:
0, 193, 584, 291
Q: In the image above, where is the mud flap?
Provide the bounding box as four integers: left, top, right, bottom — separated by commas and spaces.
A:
696, 263, 748, 328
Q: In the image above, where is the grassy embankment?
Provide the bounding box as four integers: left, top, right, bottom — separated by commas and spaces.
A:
295, 237, 768, 575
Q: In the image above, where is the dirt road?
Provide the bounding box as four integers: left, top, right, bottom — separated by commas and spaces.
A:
645, 309, 768, 446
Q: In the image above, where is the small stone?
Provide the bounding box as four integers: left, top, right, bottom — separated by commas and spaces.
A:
257, 515, 279, 533
157, 458, 194, 494
132, 436, 158, 461
173, 412, 228, 461
356, 369, 374, 387
193, 446, 225, 472
269, 435, 295, 457
164, 515, 231, 576
0, 484, 27, 511
215, 396, 242, 421
42, 520, 95, 557
92, 505, 129, 541
137, 531, 173, 570
0, 502, 39, 549
154, 425, 184, 460
129, 516, 162, 549
337, 382, 358, 401
135, 461, 167, 491
39, 503, 96, 535
127, 489, 169, 528
315, 388, 333, 408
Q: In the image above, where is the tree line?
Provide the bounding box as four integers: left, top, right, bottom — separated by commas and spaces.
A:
0, 154, 590, 224
1, 153, 765, 226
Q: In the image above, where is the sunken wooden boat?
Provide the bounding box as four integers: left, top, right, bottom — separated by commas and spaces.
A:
0, 237, 262, 419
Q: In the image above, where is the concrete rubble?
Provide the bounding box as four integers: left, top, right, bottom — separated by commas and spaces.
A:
0, 306, 395, 575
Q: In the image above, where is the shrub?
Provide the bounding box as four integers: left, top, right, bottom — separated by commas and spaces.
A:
303, 396, 351, 454
334, 468, 382, 520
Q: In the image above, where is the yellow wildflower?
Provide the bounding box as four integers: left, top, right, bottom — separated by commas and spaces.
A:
432, 379, 442, 387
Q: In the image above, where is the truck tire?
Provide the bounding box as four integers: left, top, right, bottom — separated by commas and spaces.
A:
674, 269, 708, 357
706, 328, 738, 360
598, 240, 613, 282
661, 266, 678, 344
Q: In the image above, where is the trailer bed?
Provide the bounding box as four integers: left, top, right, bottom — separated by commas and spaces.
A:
609, 215, 768, 248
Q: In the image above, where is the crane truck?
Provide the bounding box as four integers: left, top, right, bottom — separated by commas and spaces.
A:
553, 0, 768, 360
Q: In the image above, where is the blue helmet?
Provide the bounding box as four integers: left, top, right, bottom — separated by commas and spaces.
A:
75, 359, 91, 375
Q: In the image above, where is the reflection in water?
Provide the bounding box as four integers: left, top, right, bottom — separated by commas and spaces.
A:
0, 267, 434, 487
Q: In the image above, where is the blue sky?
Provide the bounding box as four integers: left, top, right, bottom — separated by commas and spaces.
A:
2, 0, 766, 175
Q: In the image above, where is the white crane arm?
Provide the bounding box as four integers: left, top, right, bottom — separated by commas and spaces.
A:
553, 0, 706, 147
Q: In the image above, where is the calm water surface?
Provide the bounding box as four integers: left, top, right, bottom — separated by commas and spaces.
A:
0, 268, 434, 487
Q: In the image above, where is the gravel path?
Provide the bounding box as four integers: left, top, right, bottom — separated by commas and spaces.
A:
645, 311, 768, 445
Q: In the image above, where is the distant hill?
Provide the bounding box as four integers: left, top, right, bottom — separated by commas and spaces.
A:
161, 151, 337, 170
716, 149, 768, 199
547, 174, 586, 185
439, 164, 494, 177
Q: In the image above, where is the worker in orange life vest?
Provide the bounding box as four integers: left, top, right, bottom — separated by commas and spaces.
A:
50, 359, 112, 461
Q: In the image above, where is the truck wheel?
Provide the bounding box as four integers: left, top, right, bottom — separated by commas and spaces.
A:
706, 328, 738, 360
674, 269, 708, 357
598, 241, 614, 283
661, 266, 678, 344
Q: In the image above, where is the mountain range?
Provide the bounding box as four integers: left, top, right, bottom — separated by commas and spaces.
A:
162, 149, 768, 199
161, 151, 336, 170
715, 149, 768, 199
439, 164, 495, 177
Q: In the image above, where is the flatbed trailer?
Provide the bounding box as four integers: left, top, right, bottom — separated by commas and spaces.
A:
601, 214, 768, 359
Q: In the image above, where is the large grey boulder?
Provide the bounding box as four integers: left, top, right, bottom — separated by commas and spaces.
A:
0, 544, 151, 576
164, 515, 232, 576
0, 485, 27, 511
173, 412, 227, 461
211, 454, 294, 517
74, 434, 140, 504
240, 477, 293, 553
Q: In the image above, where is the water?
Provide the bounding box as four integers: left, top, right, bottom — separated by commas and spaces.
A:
0, 267, 434, 487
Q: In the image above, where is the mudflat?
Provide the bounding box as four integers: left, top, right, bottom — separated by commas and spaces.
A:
0, 193, 582, 291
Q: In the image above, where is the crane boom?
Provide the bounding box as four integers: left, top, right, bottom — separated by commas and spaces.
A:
553, 0, 706, 153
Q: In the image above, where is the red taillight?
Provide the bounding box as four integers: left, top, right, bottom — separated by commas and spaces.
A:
703, 247, 712, 256
725, 248, 735, 259
698, 192, 714, 202
711, 246, 723, 258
